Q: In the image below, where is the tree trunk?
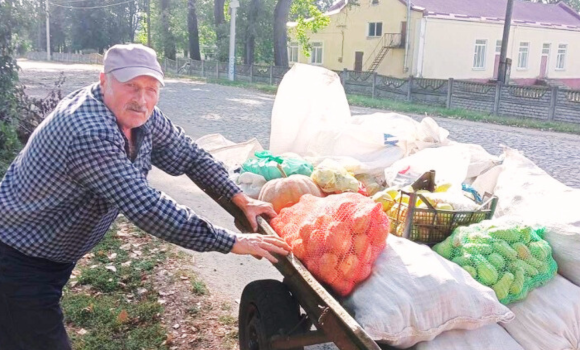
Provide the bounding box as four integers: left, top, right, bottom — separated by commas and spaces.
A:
146, 0, 151, 46
160, 0, 176, 59
188, 0, 201, 60
244, 0, 260, 64
214, 0, 227, 61
273, 0, 292, 67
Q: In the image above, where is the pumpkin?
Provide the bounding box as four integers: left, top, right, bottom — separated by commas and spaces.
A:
258, 174, 324, 213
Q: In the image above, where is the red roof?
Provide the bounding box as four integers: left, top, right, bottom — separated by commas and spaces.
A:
404, 0, 580, 27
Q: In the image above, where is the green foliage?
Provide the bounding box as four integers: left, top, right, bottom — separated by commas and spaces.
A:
289, 0, 330, 56
0, 121, 21, 178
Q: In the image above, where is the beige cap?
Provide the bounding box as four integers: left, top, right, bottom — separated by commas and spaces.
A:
103, 44, 164, 86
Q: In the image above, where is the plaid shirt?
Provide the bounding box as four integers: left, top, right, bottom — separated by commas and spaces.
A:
0, 83, 241, 263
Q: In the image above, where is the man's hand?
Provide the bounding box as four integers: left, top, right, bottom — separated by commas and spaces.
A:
231, 193, 276, 232
231, 234, 291, 263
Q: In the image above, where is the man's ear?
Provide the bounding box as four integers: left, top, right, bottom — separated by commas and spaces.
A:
99, 72, 106, 89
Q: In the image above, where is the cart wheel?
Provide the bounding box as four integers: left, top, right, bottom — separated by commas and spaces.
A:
239, 279, 305, 350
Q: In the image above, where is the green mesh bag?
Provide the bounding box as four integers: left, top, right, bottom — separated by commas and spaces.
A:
241, 151, 313, 181
433, 220, 558, 305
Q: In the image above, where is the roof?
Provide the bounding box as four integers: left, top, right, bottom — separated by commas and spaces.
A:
402, 0, 580, 28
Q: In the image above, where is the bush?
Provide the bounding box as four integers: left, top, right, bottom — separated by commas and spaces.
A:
0, 121, 21, 178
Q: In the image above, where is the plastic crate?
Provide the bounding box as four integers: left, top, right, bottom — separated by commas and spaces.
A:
388, 170, 498, 245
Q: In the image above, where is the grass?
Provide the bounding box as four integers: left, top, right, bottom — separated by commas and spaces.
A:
62, 218, 169, 350
168, 72, 580, 135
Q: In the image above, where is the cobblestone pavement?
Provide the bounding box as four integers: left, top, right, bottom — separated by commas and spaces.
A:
19, 59, 580, 189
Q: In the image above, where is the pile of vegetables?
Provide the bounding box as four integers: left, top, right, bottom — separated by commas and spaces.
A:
433, 221, 558, 304
271, 193, 389, 296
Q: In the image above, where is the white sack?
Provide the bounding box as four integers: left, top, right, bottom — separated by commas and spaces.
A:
384, 145, 471, 188
343, 235, 514, 348
196, 134, 263, 172
349, 113, 450, 156
501, 275, 580, 350
412, 324, 524, 350
471, 165, 504, 196
493, 147, 580, 285
270, 65, 455, 176
233, 172, 267, 199
269, 63, 352, 156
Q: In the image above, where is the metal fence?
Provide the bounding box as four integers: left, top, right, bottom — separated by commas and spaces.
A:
25, 52, 580, 124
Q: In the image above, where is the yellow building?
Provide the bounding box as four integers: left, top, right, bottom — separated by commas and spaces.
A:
289, 0, 580, 88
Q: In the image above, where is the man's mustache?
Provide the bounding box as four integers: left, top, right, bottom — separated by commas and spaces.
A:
126, 104, 147, 113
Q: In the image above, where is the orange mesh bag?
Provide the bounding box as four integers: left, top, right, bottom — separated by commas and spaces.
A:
271, 193, 389, 296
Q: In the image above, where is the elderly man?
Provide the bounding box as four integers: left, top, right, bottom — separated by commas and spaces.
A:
0, 44, 289, 349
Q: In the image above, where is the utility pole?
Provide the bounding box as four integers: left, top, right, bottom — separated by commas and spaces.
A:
45, 0, 51, 60
228, 0, 239, 81
498, 0, 514, 83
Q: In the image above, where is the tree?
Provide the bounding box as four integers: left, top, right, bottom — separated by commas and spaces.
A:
188, 0, 202, 60
214, 0, 228, 60
243, 0, 261, 64
273, 0, 329, 66
160, 0, 177, 59
273, 0, 292, 66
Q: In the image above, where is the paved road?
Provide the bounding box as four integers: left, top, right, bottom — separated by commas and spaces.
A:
17, 60, 580, 350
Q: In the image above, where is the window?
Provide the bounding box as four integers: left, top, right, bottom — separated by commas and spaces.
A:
310, 42, 323, 64
495, 40, 502, 54
518, 42, 529, 69
473, 39, 487, 69
542, 43, 551, 55
557, 44, 567, 70
368, 22, 383, 37
288, 42, 299, 63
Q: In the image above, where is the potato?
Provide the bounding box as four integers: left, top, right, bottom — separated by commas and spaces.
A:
338, 254, 360, 281
319, 253, 339, 284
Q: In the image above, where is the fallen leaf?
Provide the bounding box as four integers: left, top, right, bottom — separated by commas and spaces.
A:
120, 243, 132, 250
105, 266, 117, 273
137, 288, 148, 295
116, 231, 131, 238
164, 333, 174, 345
121, 261, 132, 267
108, 253, 117, 260
180, 276, 189, 280
158, 299, 167, 305
173, 323, 180, 329
117, 309, 129, 323
77, 328, 88, 335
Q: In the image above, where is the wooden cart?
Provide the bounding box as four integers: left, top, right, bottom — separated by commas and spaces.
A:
191, 175, 395, 350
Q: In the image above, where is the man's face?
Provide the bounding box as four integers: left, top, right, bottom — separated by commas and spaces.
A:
100, 73, 160, 131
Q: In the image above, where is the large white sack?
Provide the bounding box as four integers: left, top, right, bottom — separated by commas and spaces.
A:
343, 235, 514, 348
493, 148, 580, 285
501, 275, 580, 350
269, 63, 352, 156
196, 133, 263, 172
270, 65, 453, 176
349, 113, 450, 156
384, 143, 499, 188
412, 324, 524, 350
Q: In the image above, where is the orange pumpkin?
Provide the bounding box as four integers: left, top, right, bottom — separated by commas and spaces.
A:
258, 174, 324, 214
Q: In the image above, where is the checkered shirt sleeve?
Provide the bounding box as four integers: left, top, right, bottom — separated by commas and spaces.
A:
66, 130, 238, 254
148, 109, 242, 201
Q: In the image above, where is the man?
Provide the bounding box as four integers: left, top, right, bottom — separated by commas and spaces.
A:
0, 44, 290, 349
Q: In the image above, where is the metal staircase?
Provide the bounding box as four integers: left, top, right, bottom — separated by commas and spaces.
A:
365, 33, 403, 72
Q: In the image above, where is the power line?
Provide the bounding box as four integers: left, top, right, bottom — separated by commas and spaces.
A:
48, 0, 137, 9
